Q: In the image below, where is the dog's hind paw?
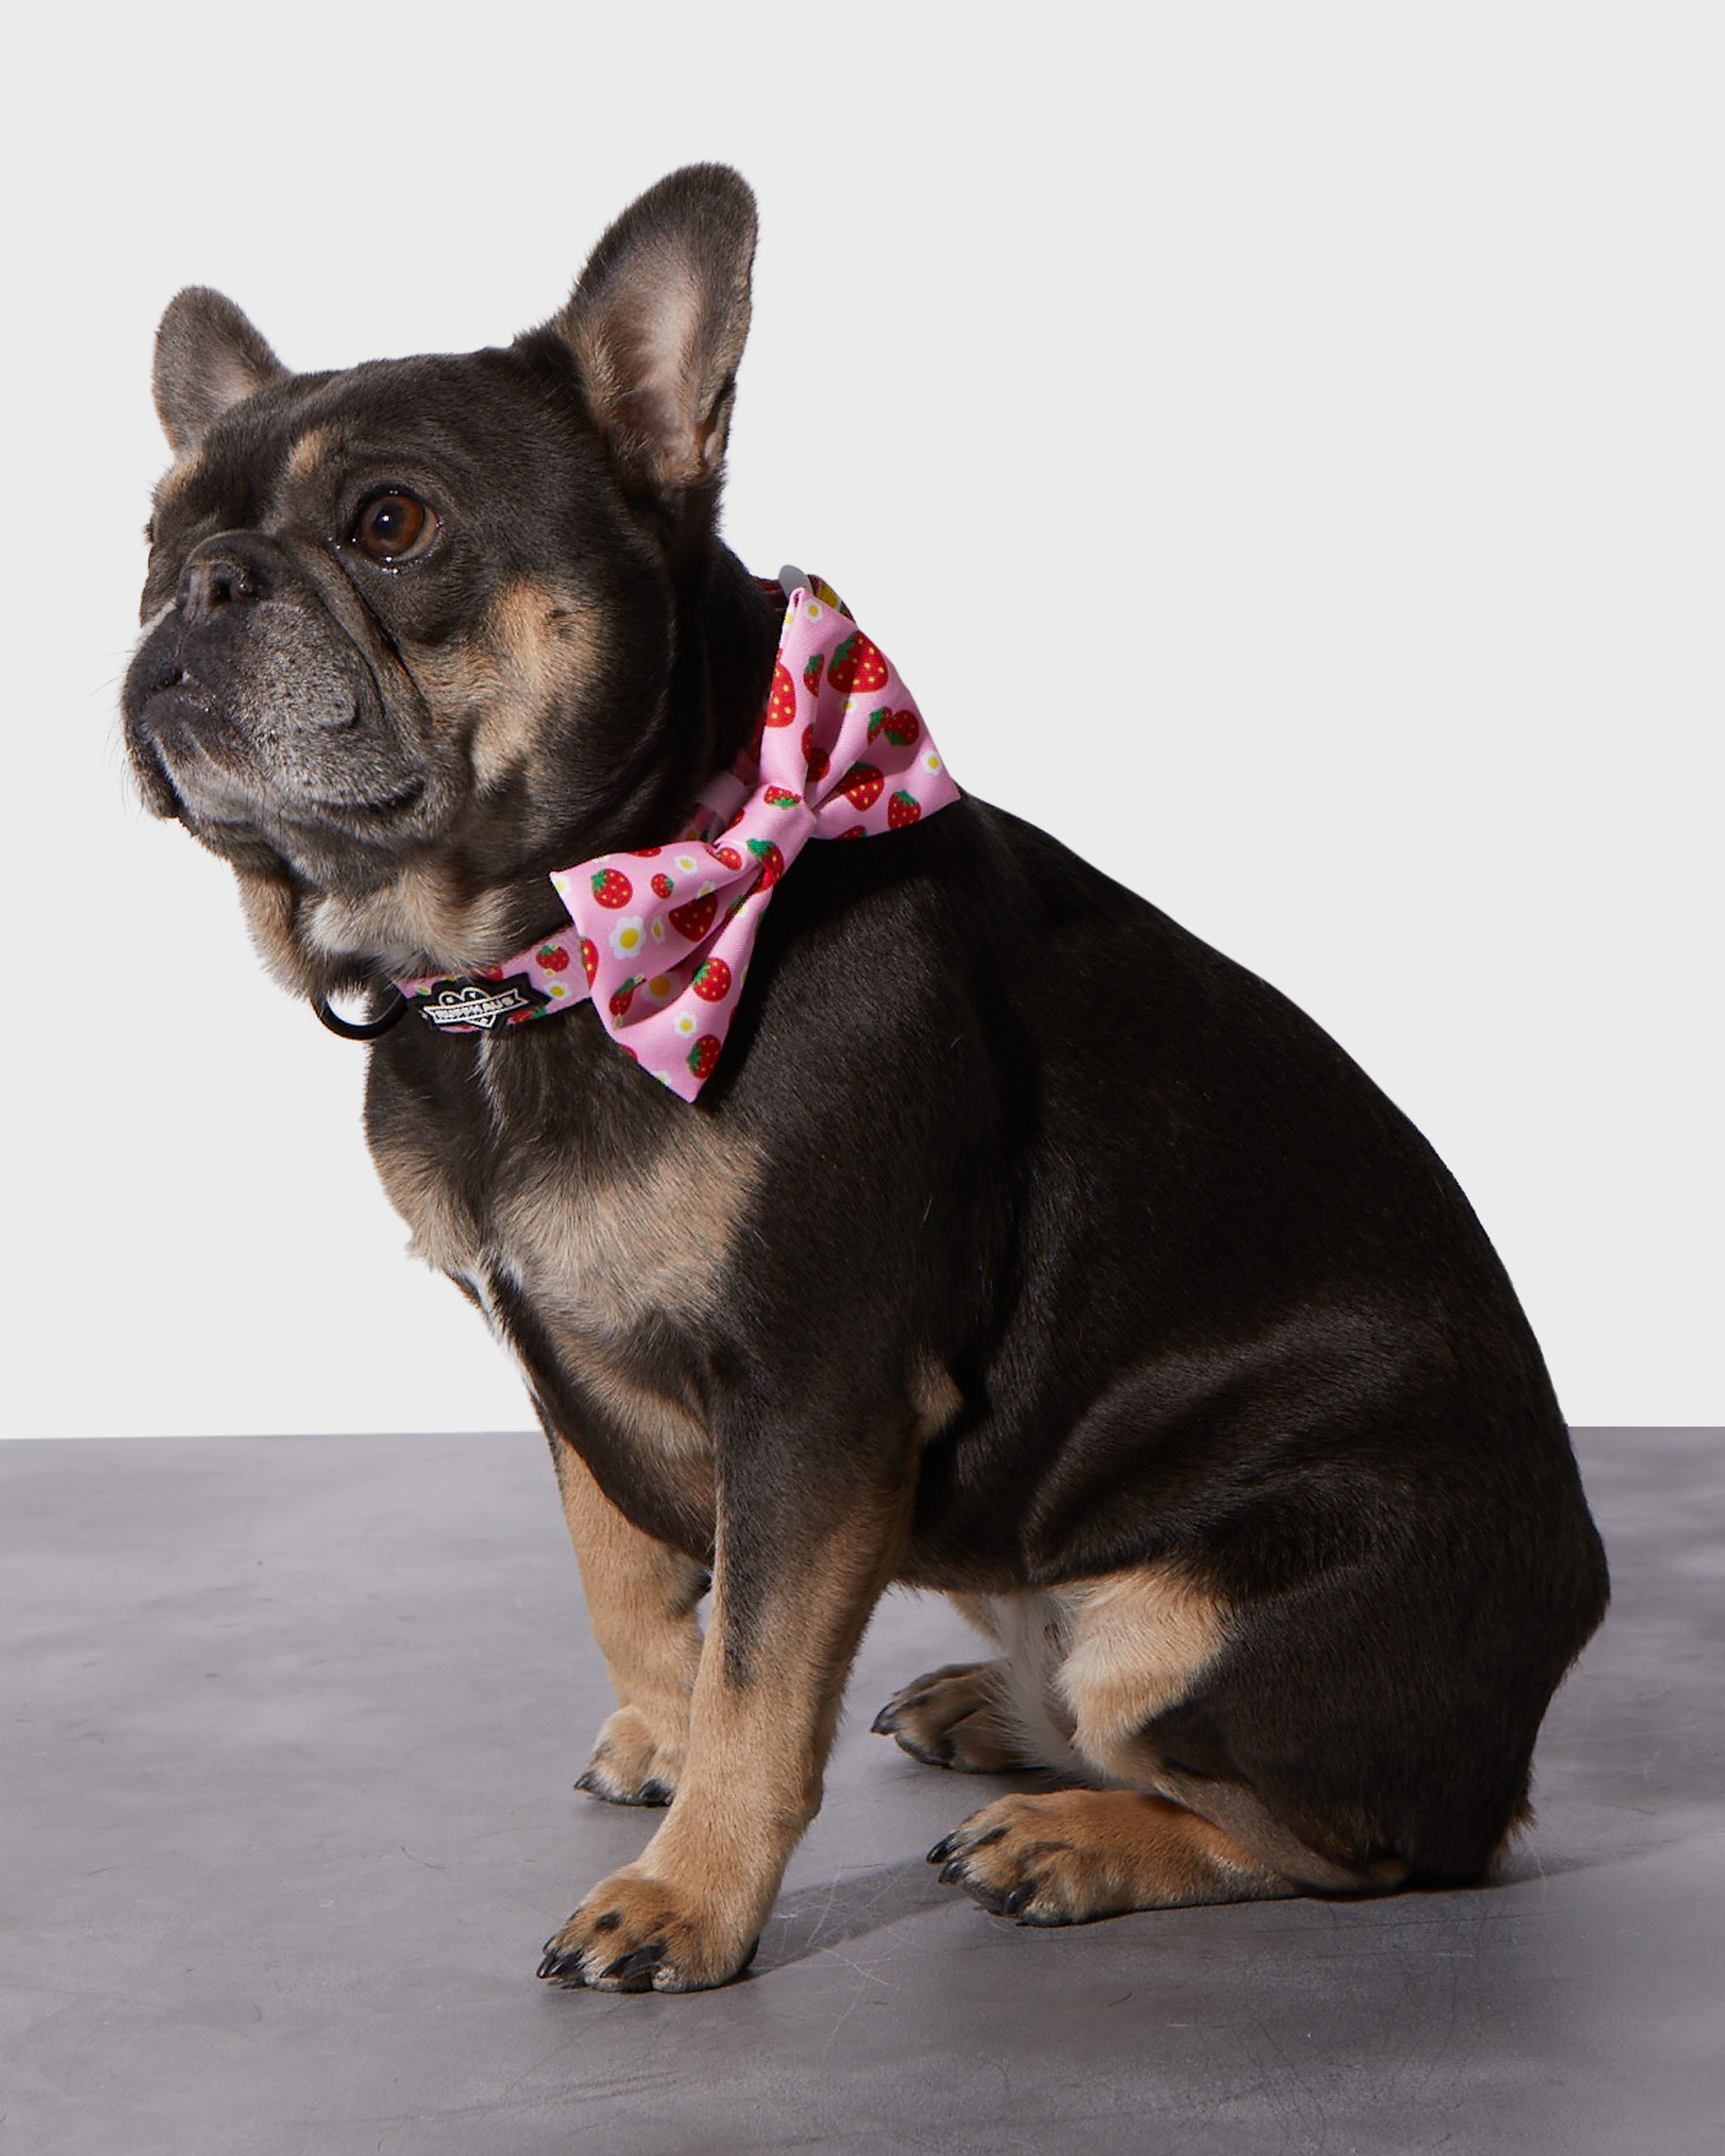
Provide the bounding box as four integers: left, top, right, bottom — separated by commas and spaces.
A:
575, 1704, 685, 1807
870, 1660, 1028, 1773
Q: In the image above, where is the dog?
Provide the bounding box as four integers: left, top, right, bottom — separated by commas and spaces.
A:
122, 164, 1609, 1993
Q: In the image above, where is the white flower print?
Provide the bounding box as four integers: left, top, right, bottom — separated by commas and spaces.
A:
608, 916, 647, 960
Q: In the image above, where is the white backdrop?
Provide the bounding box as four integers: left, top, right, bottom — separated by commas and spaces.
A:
4, 3, 1719, 1435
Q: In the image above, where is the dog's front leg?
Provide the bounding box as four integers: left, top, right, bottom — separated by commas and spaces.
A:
540, 1452, 909, 1994
547, 1433, 707, 1807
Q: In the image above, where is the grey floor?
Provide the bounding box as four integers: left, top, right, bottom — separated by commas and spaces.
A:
2, 1429, 1720, 2156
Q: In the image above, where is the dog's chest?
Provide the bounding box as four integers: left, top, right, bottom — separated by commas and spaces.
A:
367, 1038, 762, 1503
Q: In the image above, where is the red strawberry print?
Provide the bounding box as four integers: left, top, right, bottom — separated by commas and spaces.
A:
651, 873, 674, 899
839, 763, 883, 811
711, 844, 744, 870
591, 868, 632, 909
802, 652, 824, 694
687, 1035, 721, 1082
628, 847, 662, 859
763, 785, 799, 809
537, 943, 570, 973
579, 938, 598, 986
765, 659, 797, 728
668, 891, 719, 942
692, 957, 732, 1003
867, 706, 920, 748
888, 789, 922, 829
746, 838, 785, 888
827, 631, 888, 697
477, 964, 504, 982
609, 982, 637, 1018
801, 724, 830, 783
837, 824, 866, 840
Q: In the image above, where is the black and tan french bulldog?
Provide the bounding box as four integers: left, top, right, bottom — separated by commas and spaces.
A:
122, 164, 1608, 1993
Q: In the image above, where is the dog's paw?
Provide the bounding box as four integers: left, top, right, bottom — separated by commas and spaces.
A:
927, 1789, 1286, 1925
575, 1704, 684, 1807
870, 1660, 1025, 1773
537, 1867, 760, 1993
926, 1791, 1155, 1925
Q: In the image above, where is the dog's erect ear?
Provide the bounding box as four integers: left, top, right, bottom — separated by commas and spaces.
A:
152, 288, 285, 454
553, 164, 757, 496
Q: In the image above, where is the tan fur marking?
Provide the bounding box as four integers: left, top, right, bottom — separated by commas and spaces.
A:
910, 1358, 964, 1440
306, 862, 520, 976
1058, 1566, 1231, 1781
234, 868, 312, 994
152, 446, 208, 512
551, 1438, 705, 1800
367, 1124, 482, 1279
1146, 1767, 1408, 1894
405, 577, 606, 797
874, 1660, 1032, 1773
495, 1114, 764, 1340
942, 1787, 1294, 1924
947, 1590, 1004, 1647
285, 425, 336, 485
546, 1487, 910, 1989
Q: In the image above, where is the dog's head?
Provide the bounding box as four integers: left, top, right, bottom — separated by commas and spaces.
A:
123, 165, 772, 999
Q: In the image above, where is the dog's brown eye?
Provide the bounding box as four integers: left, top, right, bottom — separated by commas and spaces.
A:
351, 490, 437, 563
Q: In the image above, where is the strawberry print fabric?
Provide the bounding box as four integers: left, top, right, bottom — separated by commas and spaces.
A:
392, 572, 960, 1101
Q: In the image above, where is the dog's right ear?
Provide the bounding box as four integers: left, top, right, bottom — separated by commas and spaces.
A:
153, 288, 285, 455
549, 164, 757, 500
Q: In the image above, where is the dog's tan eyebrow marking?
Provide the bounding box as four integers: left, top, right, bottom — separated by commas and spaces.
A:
151, 446, 208, 511
285, 425, 337, 485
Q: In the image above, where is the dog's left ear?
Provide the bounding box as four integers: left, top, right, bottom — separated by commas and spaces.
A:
551, 164, 757, 497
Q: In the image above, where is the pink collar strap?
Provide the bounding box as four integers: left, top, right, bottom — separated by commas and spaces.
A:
390, 570, 961, 1101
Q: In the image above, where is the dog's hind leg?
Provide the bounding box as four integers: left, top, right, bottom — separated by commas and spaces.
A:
927, 1786, 1300, 1919
547, 1431, 707, 1807
871, 1659, 1033, 1772
927, 1563, 1406, 1922
872, 1591, 1085, 1774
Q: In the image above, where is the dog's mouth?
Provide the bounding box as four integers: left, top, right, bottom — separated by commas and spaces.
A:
124, 608, 438, 858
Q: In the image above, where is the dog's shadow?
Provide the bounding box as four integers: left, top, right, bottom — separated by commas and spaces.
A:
753, 1857, 955, 1974
750, 1827, 1607, 1978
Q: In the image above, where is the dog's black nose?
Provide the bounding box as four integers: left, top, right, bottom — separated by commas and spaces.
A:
178, 548, 265, 623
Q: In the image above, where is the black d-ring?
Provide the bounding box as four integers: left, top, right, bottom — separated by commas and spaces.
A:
313, 989, 410, 1041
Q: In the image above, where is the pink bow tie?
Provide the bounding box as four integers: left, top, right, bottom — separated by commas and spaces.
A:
392, 571, 961, 1100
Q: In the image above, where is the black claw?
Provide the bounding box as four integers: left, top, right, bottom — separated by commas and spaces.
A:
537, 1947, 585, 1985
601, 1941, 665, 1991
927, 1833, 958, 1864
1001, 1879, 1037, 1918
870, 1703, 901, 1735
937, 1857, 965, 1885
638, 1778, 674, 1807
573, 1771, 600, 1796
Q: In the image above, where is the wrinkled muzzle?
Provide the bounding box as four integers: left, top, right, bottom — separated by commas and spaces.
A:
123, 530, 432, 852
